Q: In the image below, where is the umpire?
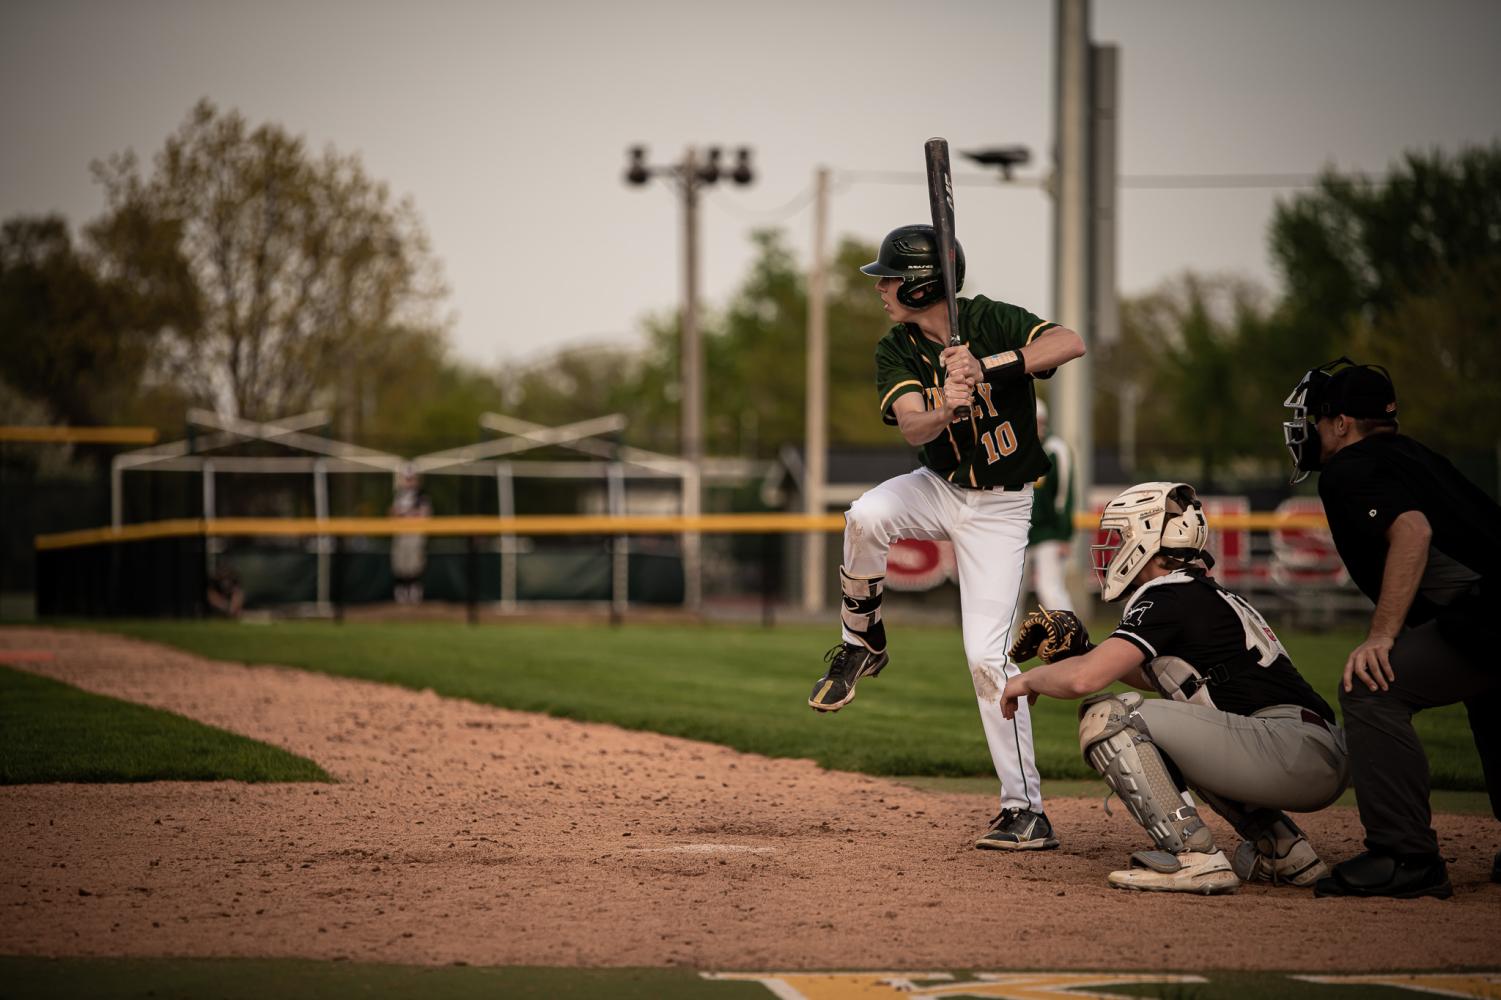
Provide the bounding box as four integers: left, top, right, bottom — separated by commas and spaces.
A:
1283, 358, 1500, 898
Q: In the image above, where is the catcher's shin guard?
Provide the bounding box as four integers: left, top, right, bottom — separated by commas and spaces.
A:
839, 567, 886, 651
1077, 692, 1217, 856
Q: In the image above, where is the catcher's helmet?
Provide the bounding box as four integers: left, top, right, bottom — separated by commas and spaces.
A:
1091, 482, 1215, 602
860, 224, 965, 309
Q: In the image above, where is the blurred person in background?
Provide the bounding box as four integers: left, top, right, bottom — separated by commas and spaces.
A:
205, 565, 244, 618
390, 463, 432, 605
1023, 398, 1077, 613
1283, 358, 1501, 898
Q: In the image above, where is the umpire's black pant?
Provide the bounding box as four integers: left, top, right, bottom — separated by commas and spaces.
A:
1339, 619, 1501, 858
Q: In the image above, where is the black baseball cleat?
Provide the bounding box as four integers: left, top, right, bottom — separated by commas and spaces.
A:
975, 807, 1060, 851
808, 643, 888, 713
1492, 848, 1501, 885
1312, 851, 1453, 900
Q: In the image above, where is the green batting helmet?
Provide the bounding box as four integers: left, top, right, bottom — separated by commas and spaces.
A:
860, 224, 965, 309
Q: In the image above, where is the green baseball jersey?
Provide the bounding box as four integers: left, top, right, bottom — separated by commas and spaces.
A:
1029, 435, 1075, 543
875, 295, 1055, 487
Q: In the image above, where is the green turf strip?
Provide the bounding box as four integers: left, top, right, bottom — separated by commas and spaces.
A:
897, 775, 1496, 816
0, 957, 1488, 1000
0, 665, 329, 784
81, 619, 1486, 791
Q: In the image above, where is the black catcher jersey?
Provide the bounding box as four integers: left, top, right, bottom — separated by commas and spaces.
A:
1110, 569, 1336, 722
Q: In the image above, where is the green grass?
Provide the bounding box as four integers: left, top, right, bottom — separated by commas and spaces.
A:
0, 957, 765, 1000
0, 957, 1491, 1000
0, 666, 330, 784
72, 619, 1487, 790
897, 776, 1496, 816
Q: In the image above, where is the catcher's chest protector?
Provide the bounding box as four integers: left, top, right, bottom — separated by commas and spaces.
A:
1142, 655, 1218, 708
1125, 575, 1288, 708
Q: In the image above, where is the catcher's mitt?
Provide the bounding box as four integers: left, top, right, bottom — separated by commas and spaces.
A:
1008, 607, 1094, 664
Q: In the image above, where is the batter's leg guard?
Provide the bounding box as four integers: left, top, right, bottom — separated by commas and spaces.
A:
839, 567, 887, 653
809, 567, 890, 713
1079, 692, 1238, 895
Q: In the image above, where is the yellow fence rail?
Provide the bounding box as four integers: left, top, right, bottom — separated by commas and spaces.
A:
0, 425, 160, 445
34, 511, 1332, 552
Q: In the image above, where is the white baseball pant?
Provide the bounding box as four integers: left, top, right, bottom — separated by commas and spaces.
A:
843, 466, 1044, 813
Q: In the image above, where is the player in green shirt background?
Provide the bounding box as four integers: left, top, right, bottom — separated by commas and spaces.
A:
807, 223, 1086, 850
1022, 398, 1078, 614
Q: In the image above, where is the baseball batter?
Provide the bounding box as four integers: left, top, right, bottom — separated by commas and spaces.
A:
1002, 483, 1350, 894
807, 223, 1086, 850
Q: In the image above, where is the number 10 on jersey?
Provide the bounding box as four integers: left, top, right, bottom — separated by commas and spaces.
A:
979, 422, 1018, 464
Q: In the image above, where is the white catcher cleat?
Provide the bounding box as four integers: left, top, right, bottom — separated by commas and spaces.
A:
1107, 849, 1240, 895
1231, 836, 1329, 887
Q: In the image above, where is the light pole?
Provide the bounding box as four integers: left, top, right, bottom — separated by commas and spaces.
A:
624, 145, 755, 611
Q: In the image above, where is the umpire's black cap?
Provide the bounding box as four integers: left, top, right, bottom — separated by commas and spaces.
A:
1323, 364, 1397, 419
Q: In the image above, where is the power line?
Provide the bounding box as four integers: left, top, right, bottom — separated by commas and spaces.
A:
698, 168, 1328, 228
704, 183, 819, 223
837, 169, 1045, 189
836, 169, 1325, 190
1120, 172, 1322, 189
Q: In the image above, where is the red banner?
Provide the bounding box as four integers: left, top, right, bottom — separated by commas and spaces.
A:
885, 538, 957, 591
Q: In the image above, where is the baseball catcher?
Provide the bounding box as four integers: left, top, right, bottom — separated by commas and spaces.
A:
1002, 482, 1350, 894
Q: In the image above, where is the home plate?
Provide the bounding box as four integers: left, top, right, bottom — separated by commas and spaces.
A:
627, 844, 775, 855
0, 650, 56, 664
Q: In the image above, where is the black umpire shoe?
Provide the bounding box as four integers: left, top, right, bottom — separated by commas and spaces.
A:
808, 642, 888, 713
975, 807, 1060, 851
1313, 851, 1453, 900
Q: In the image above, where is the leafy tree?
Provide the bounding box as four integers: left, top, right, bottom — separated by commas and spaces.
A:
89, 99, 447, 421
608, 230, 890, 459
497, 343, 649, 438
826, 236, 908, 447
1269, 145, 1501, 451
0, 214, 194, 431
1094, 273, 1281, 486
1348, 257, 1501, 454
709, 229, 810, 456
353, 328, 508, 456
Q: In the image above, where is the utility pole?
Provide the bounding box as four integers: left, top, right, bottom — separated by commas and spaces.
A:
802, 166, 831, 613
624, 145, 755, 612
1054, 0, 1093, 511
680, 147, 705, 611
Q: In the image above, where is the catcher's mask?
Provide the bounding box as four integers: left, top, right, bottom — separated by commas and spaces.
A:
1282, 357, 1398, 484
1091, 482, 1215, 602
860, 224, 966, 309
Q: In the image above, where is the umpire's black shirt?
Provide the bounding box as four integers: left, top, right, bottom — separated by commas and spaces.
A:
1318, 432, 1500, 627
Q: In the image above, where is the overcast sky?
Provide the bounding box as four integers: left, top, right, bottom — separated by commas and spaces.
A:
3, 0, 1498, 370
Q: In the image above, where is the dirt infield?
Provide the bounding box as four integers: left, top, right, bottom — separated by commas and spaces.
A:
2, 626, 1497, 971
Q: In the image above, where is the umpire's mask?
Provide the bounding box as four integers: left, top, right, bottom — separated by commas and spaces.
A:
1282, 357, 1397, 484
